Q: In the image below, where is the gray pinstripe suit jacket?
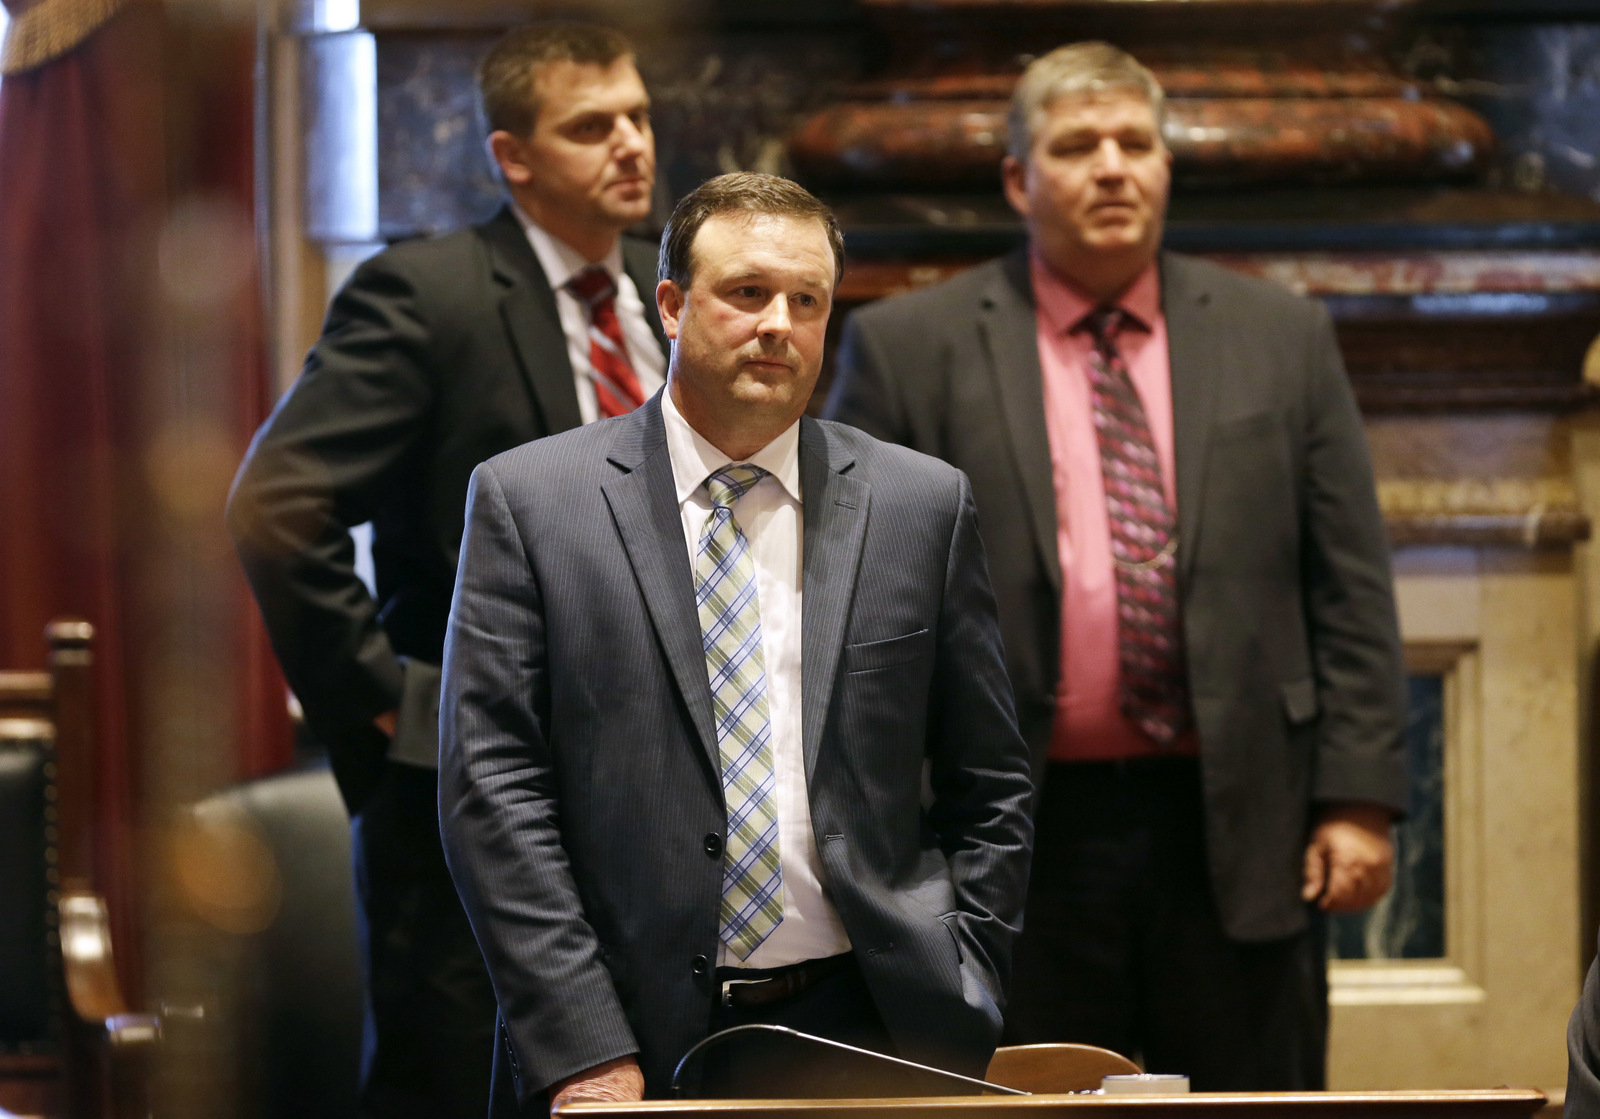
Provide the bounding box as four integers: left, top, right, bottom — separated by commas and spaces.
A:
438, 394, 1034, 1112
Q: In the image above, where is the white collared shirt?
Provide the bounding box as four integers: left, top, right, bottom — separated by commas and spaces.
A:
512, 206, 667, 424
660, 387, 853, 969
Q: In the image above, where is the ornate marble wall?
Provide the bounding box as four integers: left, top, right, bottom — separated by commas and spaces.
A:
306, 11, 1600, 242
307, 19, 866, 241
1331, 675, 1447, 962
1408, 21, 1600, 203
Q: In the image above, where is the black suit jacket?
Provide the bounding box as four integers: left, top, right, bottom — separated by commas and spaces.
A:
438, 398, 1034, 1110
227, 206, 666, 809
827, 249, 1407, 941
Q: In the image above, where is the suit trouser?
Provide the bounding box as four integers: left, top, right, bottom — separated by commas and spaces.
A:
350, 762, 497, 1119
1004, 758, 1327, 1091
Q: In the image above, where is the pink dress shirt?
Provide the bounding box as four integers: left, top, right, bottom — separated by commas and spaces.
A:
1032, 254, 1197, 761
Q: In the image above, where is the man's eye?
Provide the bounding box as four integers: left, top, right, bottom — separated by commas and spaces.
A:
794, 293, 817, 308
736, 286, 763, 299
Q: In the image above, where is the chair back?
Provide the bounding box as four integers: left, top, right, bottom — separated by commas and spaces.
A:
985, 1042, 1142, 1093
0, 664, 55, 1056
0, 620, 125, 1119
189, 765, 362, 1119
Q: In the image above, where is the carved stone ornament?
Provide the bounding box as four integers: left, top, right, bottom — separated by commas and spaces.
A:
790, 0, 1497, 188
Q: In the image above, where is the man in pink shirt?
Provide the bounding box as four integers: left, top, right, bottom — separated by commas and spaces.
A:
827, 42, 1406, 1089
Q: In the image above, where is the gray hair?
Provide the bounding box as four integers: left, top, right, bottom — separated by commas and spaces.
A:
1007, 42, 1166, 163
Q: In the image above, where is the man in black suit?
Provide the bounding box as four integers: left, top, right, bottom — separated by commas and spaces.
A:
438, 173, 1034, 1116
826, 42, 1408, 1089
227, 23, 666, 1118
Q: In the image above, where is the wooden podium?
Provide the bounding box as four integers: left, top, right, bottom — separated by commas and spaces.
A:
559, 1090, 1548, 1119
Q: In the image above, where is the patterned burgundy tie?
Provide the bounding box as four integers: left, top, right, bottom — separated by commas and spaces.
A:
568, 265, 647, 417
1077, 306, 1190, 746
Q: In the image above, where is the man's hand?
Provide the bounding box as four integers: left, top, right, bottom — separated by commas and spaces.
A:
373, 710, 398, 737
1301, 803, 1395, 913
549, 1056, 644, 1114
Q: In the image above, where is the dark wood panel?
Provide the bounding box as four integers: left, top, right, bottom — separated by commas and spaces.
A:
832, 189, 1600, 258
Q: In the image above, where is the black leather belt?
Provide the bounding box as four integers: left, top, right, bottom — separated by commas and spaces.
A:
719, 953, 853, 1009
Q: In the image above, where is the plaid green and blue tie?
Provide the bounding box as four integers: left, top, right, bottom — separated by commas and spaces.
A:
696, 464, 784, 959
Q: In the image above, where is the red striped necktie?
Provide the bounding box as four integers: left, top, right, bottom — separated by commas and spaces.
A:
1076, 305, 1190, 746
568, 265, 646, 418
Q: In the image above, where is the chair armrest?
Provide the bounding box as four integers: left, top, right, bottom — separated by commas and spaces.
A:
59, 892, 132, 1025
59, 891, 156, 1119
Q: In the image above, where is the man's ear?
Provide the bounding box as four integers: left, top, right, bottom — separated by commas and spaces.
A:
656, 279, 684, 341
488, 130, 533, 187
1000, 155, 1030, 219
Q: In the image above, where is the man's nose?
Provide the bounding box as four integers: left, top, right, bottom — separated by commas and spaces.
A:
614, 116, 648, 156
1092, 138, 1128, 176
758, 295, 792, 338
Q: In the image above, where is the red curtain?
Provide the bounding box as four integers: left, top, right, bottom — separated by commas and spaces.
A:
0, 0, 293, 989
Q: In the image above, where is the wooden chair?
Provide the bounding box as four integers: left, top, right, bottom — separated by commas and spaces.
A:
984, 1042, 1142, 1094
0, 620, 154, 1119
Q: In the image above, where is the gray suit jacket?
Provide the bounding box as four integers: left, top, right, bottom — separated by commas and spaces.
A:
438, 396, 1034, 1110
1569, 932, 1600, 1119
826, 249, 1407, 941
228, 207, 665, 809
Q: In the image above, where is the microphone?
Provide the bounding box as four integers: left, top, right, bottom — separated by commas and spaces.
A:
670, 1024, 1029, 1099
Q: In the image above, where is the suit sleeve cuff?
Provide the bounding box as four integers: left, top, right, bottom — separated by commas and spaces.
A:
1311, 747, 1409, 816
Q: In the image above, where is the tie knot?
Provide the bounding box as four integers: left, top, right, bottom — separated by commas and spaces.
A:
706, 465, 767, 510
567, 265, 617, 307
1077, 305, 1127, 346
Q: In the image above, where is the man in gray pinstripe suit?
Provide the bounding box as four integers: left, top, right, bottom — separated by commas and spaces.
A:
439, 173, 1034, 1116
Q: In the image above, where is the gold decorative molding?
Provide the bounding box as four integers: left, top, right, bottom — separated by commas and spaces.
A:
1, 0, 131, 76
1379, 478, 1590, 548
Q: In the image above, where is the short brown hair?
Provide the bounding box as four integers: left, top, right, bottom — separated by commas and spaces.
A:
658, 173, 845, 290
477, 22, 635, 138
1008, 42, 1166, 162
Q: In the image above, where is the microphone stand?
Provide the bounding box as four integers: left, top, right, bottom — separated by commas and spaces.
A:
670, 1024, 1030, 1099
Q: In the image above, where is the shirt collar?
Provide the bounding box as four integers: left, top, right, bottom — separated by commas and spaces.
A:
1030, 249, 1161, 338
511, 202, 624, 292
661, 384, 803, 508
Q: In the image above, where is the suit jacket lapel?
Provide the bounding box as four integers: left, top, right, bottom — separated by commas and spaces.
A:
1161, 252, 1222, 586
601, 398, 720, 776
481, 206, 584, 434
798, 418, 868, 783
980, 250, 1061, 594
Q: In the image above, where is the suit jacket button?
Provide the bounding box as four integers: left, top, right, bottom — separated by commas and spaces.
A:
703, 833, 723, 858
692, 954, 709, 976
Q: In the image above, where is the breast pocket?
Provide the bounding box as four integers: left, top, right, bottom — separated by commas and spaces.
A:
842, 628, 933, 674
1214, 410, 1278, 445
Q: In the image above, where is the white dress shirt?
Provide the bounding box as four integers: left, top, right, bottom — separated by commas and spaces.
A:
660, 387, 853, 969
512, 206, 667, 424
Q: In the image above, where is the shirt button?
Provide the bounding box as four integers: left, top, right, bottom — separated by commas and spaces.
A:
703, 833, 723, 858
692, 954, 709, 976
